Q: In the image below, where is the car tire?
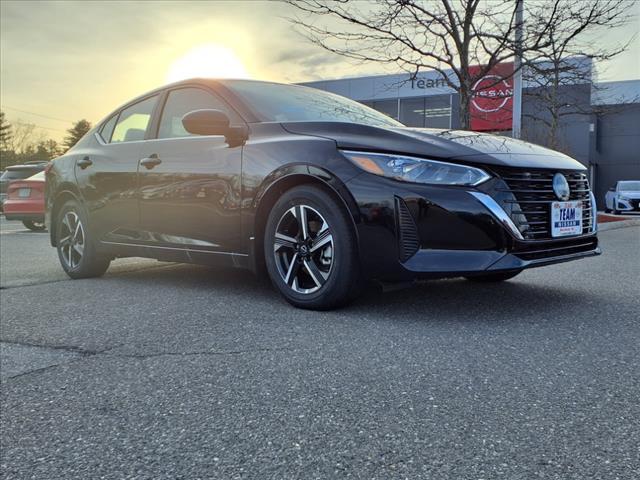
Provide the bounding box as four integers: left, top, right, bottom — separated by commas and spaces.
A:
56, 200, 111, 279
465, 270, 522, 282
264, 185, 361, 310
22, 220, 46, 231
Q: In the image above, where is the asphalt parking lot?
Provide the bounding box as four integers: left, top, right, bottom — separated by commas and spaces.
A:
1, 216, 639, 479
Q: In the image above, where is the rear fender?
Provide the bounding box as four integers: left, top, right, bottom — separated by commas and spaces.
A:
48, 186, 83, 247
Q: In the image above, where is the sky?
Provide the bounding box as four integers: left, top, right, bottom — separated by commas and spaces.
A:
1, 0, 639, 142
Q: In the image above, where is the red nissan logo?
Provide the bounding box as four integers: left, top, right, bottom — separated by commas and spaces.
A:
471, 74, 513, 113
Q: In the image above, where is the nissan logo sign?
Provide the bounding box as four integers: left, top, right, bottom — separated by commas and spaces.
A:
553, 173, 571, 201
471, 74, 513, 113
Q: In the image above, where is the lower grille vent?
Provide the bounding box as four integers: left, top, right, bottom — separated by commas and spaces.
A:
395, 197, 419, 262
514, 237, 598, 261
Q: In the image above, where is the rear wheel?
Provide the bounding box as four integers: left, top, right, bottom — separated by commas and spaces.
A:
465, 270, 522, 282
23, 220, 46, 231
264, 185, 361, 310
56, 200, 111, 279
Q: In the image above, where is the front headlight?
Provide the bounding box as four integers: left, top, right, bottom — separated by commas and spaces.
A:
341, 150, 491, 186
618, 195, 629, 201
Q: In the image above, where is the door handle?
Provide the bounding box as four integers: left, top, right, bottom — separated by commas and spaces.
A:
77, 156, 92, 169
140, 154, 162, 170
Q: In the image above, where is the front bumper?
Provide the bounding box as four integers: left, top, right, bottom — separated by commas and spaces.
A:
401, 236, 600, 277
345, 172, 600, 281
615, 197, 640, 212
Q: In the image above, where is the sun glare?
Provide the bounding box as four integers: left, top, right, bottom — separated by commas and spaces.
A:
166, 44, 249, 83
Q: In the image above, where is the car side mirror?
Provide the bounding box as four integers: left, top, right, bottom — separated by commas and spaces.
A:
609, 187, 615, 192
182, 109, 248, 147
182, 109, 230, 136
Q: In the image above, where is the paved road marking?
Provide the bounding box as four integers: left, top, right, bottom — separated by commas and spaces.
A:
0, 230, 44, 235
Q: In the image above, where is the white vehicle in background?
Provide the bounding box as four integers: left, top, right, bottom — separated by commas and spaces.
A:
605, 180, 640, 214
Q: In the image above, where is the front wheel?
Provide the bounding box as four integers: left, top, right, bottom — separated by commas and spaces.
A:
264, 186, 362, 310
23, 220, 46, 231
465, 270, 522, 282
56, 200, 111, 279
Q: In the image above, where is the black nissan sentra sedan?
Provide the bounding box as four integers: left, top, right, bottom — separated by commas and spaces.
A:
45, 79, 600, 309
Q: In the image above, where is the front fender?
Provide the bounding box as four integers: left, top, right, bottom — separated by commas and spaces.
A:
244, 163, 362, 274
253, 163, 359, 212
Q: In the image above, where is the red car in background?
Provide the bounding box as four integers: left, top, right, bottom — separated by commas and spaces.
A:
3, 171, 46, 231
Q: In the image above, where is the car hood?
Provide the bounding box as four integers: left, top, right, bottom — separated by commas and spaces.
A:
281, 122, 586, 170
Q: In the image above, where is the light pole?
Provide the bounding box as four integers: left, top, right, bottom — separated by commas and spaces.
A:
512, 0, 524, 139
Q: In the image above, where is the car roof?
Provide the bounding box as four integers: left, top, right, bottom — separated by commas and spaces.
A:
5, 164, 45, 170
97, 78, 264, 130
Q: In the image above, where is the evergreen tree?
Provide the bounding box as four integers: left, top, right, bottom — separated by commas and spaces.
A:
63, 119, 91, 151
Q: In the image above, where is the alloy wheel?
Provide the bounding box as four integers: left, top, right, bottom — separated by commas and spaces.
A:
273, 204, 334, 294
59, 211, 85, 269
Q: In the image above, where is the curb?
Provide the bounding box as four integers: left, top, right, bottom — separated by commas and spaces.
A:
597, 218, 640, 232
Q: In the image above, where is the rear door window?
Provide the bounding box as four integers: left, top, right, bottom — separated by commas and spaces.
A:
100, 113, 118, 143
111, 95, 158, 143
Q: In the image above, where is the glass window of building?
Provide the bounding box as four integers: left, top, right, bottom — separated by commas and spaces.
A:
400, 95, 452, 128
424, 95, 451, 128
400, 98, 426, 127
372, 99, 399, 120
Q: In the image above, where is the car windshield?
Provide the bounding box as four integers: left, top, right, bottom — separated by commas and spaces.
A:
618, 181, 640, 191
223, 80, 403, 127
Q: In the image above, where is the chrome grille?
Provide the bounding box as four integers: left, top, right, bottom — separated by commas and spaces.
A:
493, 168, 594, 240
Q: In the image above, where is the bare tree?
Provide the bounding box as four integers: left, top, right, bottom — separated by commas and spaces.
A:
522, 1, 632, 149
282, 0, 631, 130
0, 111, 12, 151
36, 139, 63, 160
7, 121, 46, 155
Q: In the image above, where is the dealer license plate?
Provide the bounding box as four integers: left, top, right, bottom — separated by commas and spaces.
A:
551, 200, 582, 237
18, 188, 31, 198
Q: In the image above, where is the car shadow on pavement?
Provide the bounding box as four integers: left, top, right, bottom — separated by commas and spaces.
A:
106, 262, 607, 326
352, 278, 594, 325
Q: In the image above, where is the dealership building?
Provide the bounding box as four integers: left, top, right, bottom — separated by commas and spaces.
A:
302, 63, 640, 207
